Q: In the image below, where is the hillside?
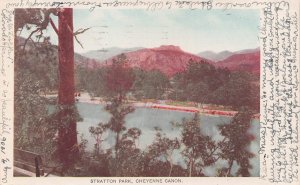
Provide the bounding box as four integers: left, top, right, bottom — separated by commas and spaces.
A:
104, 45, 213, 76
198, 48, 259, 62
16, 36, 260, 76
216, 51, 260, 74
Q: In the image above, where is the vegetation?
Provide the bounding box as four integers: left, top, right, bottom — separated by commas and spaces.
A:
144, 128, 180, 176
15, 8, 85, 171
86, 57, 142, 176
132, 68, 170, 100
14, 41, 58, 161
217, 109, 255, 177
82, 112, 255, 177
180, 114, 218, 177
79, 56, 256, 177
14, 8, 259, 177
77, 59, 259, 112
169, 61, 259, 111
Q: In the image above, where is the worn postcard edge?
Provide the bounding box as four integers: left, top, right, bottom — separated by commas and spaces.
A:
0, 0, 299, 185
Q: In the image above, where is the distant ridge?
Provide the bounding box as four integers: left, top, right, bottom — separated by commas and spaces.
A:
81, 47, 143, 61
198, 48, 259, 62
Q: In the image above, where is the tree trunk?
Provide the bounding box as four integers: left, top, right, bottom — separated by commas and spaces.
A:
189, 158, 194, 177
168, 156, 173, 177
57, 8, 78, 167
115, 132, 120, 158
114, 131, 120, 176
226, 159, 234, 177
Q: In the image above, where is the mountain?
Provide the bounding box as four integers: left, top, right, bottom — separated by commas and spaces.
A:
16, 36, 102, 69
104, 45, 212, 76
74, 53, 102, 68
198, 50, 233, 62
17, 36, 260, 76
215, 51, 260, 74
81, 47, 143, 61
235, 48, 260, 54
198, 48, 259, 62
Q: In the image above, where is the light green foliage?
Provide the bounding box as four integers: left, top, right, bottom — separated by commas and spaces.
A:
89, 122, 108, 156
217, 110, 255, 177
76, 66, 109, 97
133, 69, 170, 100
14, 43, 58, 158
144, 128, 180, 176
170, 61, 259, 111
180, 114, 218, 177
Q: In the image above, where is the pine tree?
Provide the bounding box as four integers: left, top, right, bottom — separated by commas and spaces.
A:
14, 8, 88, 169
102, 54, 135, 175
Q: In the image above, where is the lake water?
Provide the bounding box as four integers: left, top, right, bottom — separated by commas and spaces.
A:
76, 102, 260, 176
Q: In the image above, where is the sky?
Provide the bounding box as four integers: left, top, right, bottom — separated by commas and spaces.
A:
22, 9, 260, 54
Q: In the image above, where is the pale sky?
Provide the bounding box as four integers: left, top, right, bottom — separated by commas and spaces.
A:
22, 9, 260, 54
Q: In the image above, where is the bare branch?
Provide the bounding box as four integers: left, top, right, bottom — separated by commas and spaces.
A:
74, 27, 91, 36
29, 38, 37, 48
17, 9, 59, 50
74, 35, 84, 49
49, 18, 59, 35
23, 28, 40, 51
73, 27, 91, 49
66, 24, 84, 48
36, 30, 44, 43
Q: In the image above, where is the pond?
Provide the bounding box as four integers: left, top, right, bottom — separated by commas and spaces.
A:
75, 102, 260, 176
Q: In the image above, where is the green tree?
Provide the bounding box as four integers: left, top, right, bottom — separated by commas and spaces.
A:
180, 114, 218, 176
143, 70, 170, 99
14, 53, 56, 156
144, 128, 180, 176
89, 122, 108, 156
15, 8, 90, 168
186, 82, 210, 103
105, 98, 135, 160
169, 72, 188, 101
116, 128, 143, 176
217, 110, 255, 176
132, 69, 169, 100
105, 54, 134, 98
102, 54, 136, 175
14, 32, 58, 160
169, 61, 226, 103
132, 68, 146, 100
84, 67, 109, 97
210, 72, 252, 109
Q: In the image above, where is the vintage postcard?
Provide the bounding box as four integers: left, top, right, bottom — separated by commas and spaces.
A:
0, 0, 299, 185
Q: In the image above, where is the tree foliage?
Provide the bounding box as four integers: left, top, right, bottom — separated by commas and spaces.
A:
169, 61, 259, 111
180, 114, 218, 176
78, 65, 170, 100
89, 122, 108, 156
218, 110, 255, 176
132, 69, 170, 100
14, 37, 58, 159
105, 54, 135, 97
15, 8, 82, 170
144, 128, 180, 176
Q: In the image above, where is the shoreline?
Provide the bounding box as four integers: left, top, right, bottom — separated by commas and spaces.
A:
45, 93, 259, 119
77, 98, 260, 119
